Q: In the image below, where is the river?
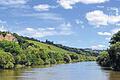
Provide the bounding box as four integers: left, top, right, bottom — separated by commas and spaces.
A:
0, 62, 120, 80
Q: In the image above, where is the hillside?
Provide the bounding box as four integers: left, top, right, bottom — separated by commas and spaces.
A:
0, 31, 96, 69
42, 40, 100, 56
28, 40, 74, 54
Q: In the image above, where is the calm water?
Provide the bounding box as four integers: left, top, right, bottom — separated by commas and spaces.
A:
0, 62, 120, 80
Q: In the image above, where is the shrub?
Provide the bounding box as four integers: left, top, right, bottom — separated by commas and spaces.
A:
0, 40, 22, 56
97, 51, 110, 67
33, 58, 44, 65
15, 53, 27, 65
108, 42, 120, 70
49, 58, 57, 64
70, 53, 80, 62
48, 52, 63, 63
0, 50, 15, 69
63, 54, 71, 63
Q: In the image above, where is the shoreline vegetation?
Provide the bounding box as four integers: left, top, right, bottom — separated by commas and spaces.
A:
97, 31, 120, 71
0, 31, 96, 69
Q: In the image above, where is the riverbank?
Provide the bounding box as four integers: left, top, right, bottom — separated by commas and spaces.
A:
11, 58, 97, 69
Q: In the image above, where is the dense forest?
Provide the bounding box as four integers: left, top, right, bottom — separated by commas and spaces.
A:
0, 31, 96, 69
97, 31, 120, 71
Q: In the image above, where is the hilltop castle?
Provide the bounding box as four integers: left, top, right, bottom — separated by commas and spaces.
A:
0, 33, 17, 42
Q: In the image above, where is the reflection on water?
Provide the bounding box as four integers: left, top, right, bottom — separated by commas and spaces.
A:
109, 71, 120, 80
0, 62, 120, 80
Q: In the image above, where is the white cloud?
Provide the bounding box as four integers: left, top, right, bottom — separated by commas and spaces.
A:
111, 28, 120, 34
75, 19, 85, 29
0, 0, 29, 8
107, 7, 119, 16
86, 10, 108, 27
22, 13, 63, 20
97, 6, 105, 8
97, 28, 120, 41
105, 37, 111, 40
98, 28, 120, 36
75, 19, 83, 24
91, 44, 106, 50
33, 4, 51, 11
86, 10, 120, 27
0, 19, 7, 31
0, 25, 7, 31
26, 27, 35, 31
57, 0, 109, 9
58, 23, 73, 35
19, 23, 73, 38
97, 32, 112, 36
0, 20, 6, 24
22, 27, 56, 37
114, 8, 119, 16
46, 27, 55, 30
116, 23, 120, 26
0, 0, 28, 5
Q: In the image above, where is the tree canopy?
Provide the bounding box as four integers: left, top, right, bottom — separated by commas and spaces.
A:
97, 31, 120, 71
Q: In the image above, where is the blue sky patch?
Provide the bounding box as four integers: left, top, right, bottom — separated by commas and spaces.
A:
0, 0, 120, 49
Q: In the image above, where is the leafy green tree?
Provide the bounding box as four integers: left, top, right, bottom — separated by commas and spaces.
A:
48, 52, 63, 63
108, 42, 120, 70
38, 50, 49, 61
69, 53, 80, 62
110, 31, 120, 44
15, 53, 27, 65
25, 47, 47, 65
97, 51, 110, 67
0, 50, 15, 69
64, 54, 71, 63
97, 31, 120, 70
0, 40, 22, 56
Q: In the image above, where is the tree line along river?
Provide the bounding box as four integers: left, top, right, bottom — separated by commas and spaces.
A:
0, 62, 120, 80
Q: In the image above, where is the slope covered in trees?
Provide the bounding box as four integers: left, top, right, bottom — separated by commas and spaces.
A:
0, 31, 96, 69
43, 40, 99, 56
97, 31, 120, 71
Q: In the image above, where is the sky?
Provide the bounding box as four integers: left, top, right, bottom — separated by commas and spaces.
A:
0, 0, 120, 50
